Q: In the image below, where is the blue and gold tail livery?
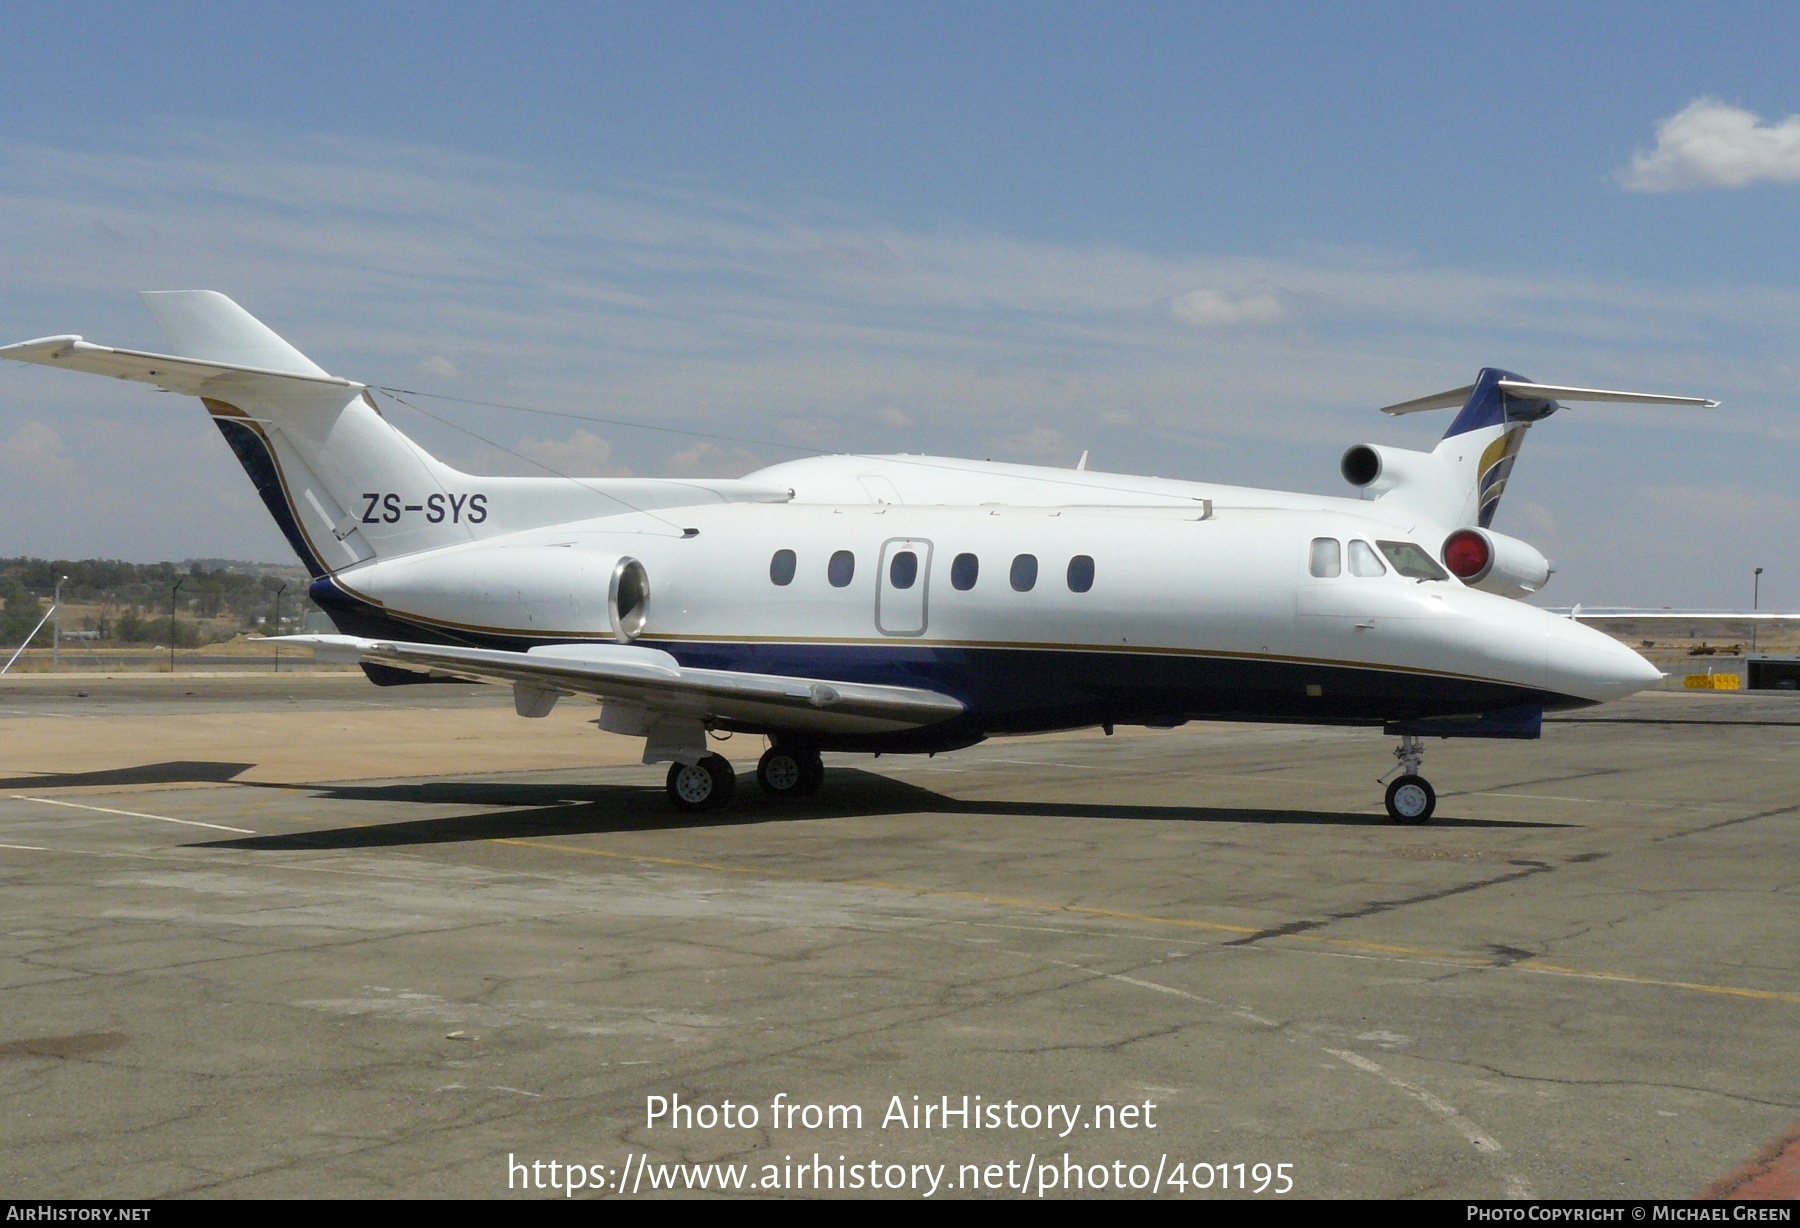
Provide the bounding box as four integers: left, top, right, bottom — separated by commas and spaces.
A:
1352, 367, 1719, 533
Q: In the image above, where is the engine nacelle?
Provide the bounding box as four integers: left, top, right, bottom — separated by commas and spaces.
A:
1340, 442, 1467, 518
1440, 527, 1553, 599
343, 543, 651, 642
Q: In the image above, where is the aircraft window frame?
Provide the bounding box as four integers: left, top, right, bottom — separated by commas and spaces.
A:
1010, 554, 1039, 592
1309, 537, 1342, 578
889, 550, 919, 590
828, 550, 856, 588
1376, 540, 1449, 582
1348, 539, 1387, 578
951, 552, 979, 591
769, 549, 797, 586
1067, 555, 1095, 593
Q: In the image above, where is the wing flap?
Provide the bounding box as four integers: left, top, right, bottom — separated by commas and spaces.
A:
273, 635, 966, 735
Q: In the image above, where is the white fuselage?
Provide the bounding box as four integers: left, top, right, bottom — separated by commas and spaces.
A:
318, 453, 1660, 734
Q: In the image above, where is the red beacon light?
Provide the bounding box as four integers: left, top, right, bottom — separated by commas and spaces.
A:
1442, 529, 1491, 581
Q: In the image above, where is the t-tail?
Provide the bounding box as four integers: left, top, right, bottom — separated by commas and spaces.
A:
1342, 367, 1716, 526
0, 292, 793, 584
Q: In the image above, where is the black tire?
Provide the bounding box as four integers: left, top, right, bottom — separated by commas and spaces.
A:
667, 753, 737, 813
1385, 774, 1436, 824
757, 747, 807, 797
796, 749, 825, 796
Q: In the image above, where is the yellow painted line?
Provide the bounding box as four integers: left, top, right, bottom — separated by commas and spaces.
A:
492, 837, 1800, 1005
1514, 960, 1800, 1005
494, 839, 1262, 935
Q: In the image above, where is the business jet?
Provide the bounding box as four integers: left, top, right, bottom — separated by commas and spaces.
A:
1, 292, 1716, 822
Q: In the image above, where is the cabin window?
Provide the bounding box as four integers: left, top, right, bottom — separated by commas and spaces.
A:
1348, 539, 1387, 577
769, 549, 797, 586
1376, 540, 1448, 581
828, 550, 856, 587
951, 552, 979, 590
1309, 538, 1341, 578
1010, 554, 1038, 592
889, 550, 918, 589
1067, 555, 1095, 593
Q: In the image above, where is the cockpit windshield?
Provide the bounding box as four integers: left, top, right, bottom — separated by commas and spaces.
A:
1376, 540, 1449, 581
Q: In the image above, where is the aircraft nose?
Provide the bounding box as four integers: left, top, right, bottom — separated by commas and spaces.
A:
1546, 617, 1663, 702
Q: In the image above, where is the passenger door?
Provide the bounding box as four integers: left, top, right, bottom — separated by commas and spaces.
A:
876, 538, 932, 636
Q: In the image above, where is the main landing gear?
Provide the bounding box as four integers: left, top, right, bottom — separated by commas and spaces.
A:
756, 745, 824, 799
663, 745, 826, 813
1379, 734, 1437, 824
666, 754, 736, 813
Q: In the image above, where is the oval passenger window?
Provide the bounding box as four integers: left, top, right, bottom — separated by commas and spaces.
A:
889, 550, 918, 589
769, 549, 797, 586
1010, 554, 1038, 592
951, 553, 979, 591
1067, 555, 1094, 593
828, 550, 856, 588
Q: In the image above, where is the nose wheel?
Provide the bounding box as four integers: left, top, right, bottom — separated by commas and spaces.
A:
1379, 735, 1437, 824
1384, 774, 1436, 823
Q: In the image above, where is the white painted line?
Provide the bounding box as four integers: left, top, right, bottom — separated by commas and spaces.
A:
11, 795, 255, 835
0, 842, 47, 851
1325, 1047, 1534, 1198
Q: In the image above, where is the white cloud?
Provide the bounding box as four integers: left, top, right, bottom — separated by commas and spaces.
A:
0, 124, 1791, 602
1, 421, 78, 479
416, 355, 460, 380
992, 425, 1076, 465
514, 428, 631, 478
663, 440, 763, 478
1168, 288, 1286, 328
1621, 98, 1800, 192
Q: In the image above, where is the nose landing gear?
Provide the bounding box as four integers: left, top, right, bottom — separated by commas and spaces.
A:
1379, 734, 1436, 824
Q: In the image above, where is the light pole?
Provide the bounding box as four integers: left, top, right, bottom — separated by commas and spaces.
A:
1752, 567, 1764, 655
170, 579, 184, 675
272, 581, 288, 674
52, 575, 67, 673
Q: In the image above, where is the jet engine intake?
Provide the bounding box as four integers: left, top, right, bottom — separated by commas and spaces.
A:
1440, 527, 1552, 599
344, 543, 652, 639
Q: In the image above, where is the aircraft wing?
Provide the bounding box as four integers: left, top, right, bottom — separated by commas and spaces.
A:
1557, 609, 1800, 624
273, 634, 966, 735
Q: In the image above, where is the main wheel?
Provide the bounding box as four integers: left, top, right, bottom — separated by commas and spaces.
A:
757, 746, 808, 797
667, 753, 737, 813
1385, 774, 1436, 824
796, 748, 825, 796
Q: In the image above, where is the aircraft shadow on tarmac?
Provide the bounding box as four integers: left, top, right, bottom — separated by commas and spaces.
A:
199, 768, 1565, 852
0, 760, 254, 790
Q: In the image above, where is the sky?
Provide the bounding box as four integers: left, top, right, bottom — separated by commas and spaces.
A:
1, 2, 1797, 608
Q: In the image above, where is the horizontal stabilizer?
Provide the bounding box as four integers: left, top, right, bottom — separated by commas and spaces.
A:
1379, 384, 1477, 416
1381, 379, 1718, 415
270, 635, 966, 735
1493, 381, 1718, 408
0, 336, 360, 396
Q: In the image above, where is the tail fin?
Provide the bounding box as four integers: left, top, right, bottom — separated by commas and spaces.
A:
1360, 367, 1717, 530
1, 292, 471, 578
1, 292, 797, 586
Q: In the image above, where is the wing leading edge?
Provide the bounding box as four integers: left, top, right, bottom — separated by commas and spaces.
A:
272, 635, 966, 737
